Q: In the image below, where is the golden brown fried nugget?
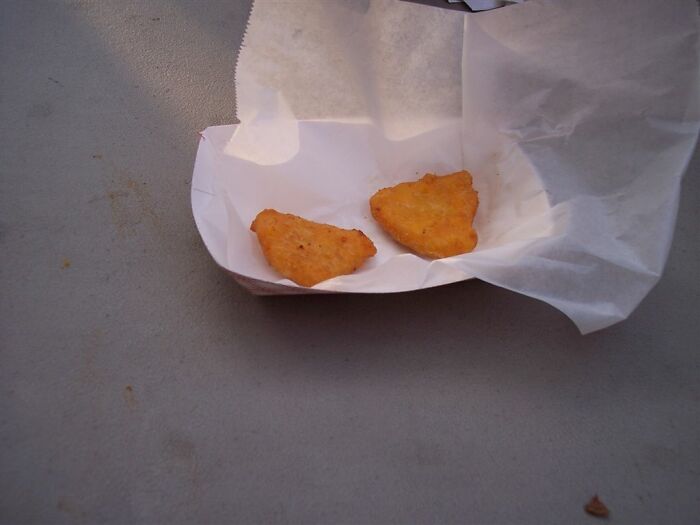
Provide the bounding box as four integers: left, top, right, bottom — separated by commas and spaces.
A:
250, 209, 377, 287
370, 171, 478, 259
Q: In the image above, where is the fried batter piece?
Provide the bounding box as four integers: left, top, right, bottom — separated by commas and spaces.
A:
370, 171, 478, 258
584, 495, 609, 518
250, 209, 377, 287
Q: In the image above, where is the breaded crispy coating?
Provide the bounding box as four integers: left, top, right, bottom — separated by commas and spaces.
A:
250, 209, 376, 287
370, 171, 478, 258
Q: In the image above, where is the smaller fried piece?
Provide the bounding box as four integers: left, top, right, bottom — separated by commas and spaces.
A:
584, 495, 610, 518
370, 171, 478, 259
250, 209, 376, 287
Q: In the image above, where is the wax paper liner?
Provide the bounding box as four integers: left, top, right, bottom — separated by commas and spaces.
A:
192, 0, 699, 333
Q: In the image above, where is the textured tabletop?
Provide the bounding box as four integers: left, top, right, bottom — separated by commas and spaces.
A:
1, 1, 698, 523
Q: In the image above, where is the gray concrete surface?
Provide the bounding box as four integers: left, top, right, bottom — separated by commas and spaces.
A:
1, 1, 699, 524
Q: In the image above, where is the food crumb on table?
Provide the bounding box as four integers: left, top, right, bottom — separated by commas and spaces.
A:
584, 495, 610, 518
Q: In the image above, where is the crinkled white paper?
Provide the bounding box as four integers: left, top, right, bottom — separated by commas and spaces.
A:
192, 0, 699, 333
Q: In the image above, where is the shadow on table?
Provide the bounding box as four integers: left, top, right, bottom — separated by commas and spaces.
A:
212, 273, 690, 405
